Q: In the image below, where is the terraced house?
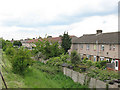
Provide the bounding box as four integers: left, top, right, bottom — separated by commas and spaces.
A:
71, 30, 120, 71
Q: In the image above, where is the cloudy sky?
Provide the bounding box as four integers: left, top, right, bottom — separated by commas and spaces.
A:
0, 0, 119, 40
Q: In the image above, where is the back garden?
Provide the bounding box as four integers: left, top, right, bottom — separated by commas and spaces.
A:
1, 38, 87, 88
1, 35, 119, 88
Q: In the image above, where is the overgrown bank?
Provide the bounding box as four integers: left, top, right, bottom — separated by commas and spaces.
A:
2, 51, 87, 88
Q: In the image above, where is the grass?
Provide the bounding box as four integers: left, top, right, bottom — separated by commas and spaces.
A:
2, 51, 87, 88
2, 51, 26, 88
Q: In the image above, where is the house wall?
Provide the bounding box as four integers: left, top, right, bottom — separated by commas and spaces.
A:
71, 43, 119, 60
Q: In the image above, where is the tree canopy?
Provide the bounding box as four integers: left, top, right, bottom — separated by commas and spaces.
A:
61, 32, 72, 53
13, 41, 22, 46
33, 39, 64, 60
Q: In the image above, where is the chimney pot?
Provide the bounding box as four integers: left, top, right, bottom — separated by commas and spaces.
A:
96, 30, 102, 34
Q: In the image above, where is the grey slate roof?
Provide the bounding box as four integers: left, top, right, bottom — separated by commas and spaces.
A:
73, 32, 120, 44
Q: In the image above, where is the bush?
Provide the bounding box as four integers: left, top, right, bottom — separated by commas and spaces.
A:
94, 60, 107, 69
34, 40, 64, 59
47, 54, 71, 66
12, 47, 32, 75
71, 51, 80, 65
86, 60, 93, 67
82, 58, 87, 63
13, 41, 22, 46
87, 68, 118, 81
5, 47, 15, 57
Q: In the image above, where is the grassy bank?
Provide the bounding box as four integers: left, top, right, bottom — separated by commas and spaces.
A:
2, 52, 87, 88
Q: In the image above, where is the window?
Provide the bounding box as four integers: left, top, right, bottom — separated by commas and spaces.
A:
94, 45, 96, 50
100, 57, 104, 61
109, 44, 112, 50
80, 44, 83, 49
94, 56, 96, 62
86, 44, 90, 50
113, 45, 115, 51
101, 45, 104, 51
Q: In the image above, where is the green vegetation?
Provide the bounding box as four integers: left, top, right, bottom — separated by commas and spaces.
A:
3, 40, 32, 75
2, 52, 87, 88
61, 32, 72, 53
87, 68, 119, 81
71, 56, 119, 81
47, 54, 71, 66
33, 39, 64, 60
71, 51, 81, 66
13, 41, 22, 46
12, 47, 32, 75
2, 52, 26, 88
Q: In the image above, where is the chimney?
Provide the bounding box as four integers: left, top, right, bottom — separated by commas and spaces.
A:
96, 30, 102, 34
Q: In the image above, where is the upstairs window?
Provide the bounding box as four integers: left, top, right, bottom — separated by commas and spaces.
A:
109, 44, 112, 50
113, 45, 115, 51
94, 45, 96, 50
101, 45, 104, 51
80, 44, 83, 49
86, 44, 90, 50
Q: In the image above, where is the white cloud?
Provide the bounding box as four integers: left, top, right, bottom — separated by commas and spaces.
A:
69, 14, 118, 37
0, 0, 118, 40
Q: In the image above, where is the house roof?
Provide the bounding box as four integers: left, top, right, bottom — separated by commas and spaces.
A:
26, 35, 78, 43
73, 32, 120, 44
26, 39, 42, 43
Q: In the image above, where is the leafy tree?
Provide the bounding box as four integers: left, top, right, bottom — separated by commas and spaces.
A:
12, 47, 32, 75
5, 47, 15, 57
2, 39, 13, 51
34, 39, 64, 60
13, 41, 22, 46
71, 51, 80, 65
1, 39, 6, 51
61, 32, 72, 53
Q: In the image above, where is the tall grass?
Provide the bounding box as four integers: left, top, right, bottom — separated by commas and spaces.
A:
2, 52, 87, 88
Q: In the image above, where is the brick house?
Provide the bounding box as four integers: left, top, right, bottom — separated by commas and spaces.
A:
71, 30, 120, 71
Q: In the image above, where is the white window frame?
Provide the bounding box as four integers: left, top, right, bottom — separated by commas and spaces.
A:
80, 44, 83, 49
101, 45, 104, 51
113, 45, 115, 51
109, 44, 112, 50
86, 44, 90, 50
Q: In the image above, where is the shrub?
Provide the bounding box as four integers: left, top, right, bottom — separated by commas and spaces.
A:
12, 47, 32, 75
71, 51, 80, 65
86, 60, 93, 67
87, 68, 118, 81
82, 58, 87, 63
34, 40, 64, 59
94, 60, 107, 69
5, 47, 15, 57
47, 54, 71, 66
100, 60, 107, 68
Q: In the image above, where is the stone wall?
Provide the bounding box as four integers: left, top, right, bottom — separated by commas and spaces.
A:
63, 67, 118, 88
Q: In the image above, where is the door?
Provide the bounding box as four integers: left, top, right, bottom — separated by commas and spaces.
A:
118, 60, 120, 71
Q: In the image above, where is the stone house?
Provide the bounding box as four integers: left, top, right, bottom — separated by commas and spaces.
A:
71, 30, 120, 71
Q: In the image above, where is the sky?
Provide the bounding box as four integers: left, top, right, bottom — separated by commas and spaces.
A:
0, 0, 119, 40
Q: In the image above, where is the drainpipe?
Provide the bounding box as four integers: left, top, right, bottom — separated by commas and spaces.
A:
96, 40, 99, 61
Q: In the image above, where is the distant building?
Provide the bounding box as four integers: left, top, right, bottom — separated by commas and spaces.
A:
22, 35, 78, 50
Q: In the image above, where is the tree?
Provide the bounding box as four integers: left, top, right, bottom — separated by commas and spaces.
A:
13, 41, 22, 46
33, 39, 64, 60
12, 47, 32, 75
71, 51, 80, 65
61, 32, 72, 53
